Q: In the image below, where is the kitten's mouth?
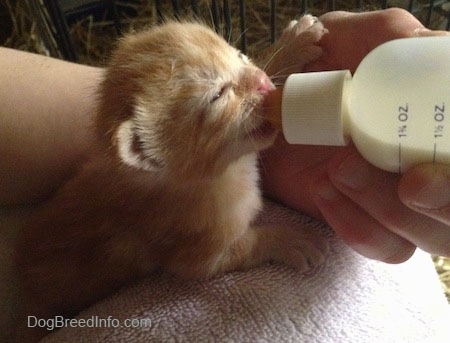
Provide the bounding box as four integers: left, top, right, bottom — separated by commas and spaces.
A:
246, 93, 279, 143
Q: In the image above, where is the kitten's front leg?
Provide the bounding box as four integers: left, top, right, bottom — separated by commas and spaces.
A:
165, 224, 328, 279
263, 14, 328, 83
220, 224, 329, 273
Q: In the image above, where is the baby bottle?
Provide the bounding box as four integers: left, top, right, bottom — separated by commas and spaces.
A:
267, 36, 450, 173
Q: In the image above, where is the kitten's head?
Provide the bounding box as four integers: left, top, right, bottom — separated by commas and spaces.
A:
98, 22, 276, 179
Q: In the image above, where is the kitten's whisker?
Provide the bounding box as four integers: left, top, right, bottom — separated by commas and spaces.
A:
232, 27, 250, 48
269, 65, 299, 79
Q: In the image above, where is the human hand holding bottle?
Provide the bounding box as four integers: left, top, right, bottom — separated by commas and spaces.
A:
261, 8, 450, 262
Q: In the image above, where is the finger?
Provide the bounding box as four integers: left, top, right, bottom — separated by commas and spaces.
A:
327, 145, 450, 257
399, 164, 450, 228
311, 173, 416, 263
308, 9, 427, 73
320, 8, 425, 43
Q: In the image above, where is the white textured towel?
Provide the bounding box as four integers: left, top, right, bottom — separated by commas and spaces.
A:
37, 201, 449, 343
1, 201, 449, 342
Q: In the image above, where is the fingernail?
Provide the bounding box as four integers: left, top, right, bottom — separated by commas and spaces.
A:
333, 152, 373, 191
414, 28, 450, 37
408, 169, 450, 210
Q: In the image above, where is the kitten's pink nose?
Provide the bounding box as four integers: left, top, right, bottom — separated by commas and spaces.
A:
254, 69, 275, 95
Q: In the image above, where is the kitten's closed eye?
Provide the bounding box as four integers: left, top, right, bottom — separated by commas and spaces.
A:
211, 83, 232, 103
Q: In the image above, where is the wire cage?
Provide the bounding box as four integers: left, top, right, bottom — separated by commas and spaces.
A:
21, 0, 450, 63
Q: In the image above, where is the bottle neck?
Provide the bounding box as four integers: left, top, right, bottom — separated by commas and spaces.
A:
281, 70, 351, 146
341, 72, 352, 143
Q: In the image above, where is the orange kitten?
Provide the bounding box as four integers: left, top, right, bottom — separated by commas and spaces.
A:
14, 19, 327, 341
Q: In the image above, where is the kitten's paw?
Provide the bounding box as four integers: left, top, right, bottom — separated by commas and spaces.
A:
282, 15, 325, 43
272, 226, 329, 272
266, 15, 328, 81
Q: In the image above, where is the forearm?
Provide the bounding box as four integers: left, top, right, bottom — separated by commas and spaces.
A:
0, 48, 104, 205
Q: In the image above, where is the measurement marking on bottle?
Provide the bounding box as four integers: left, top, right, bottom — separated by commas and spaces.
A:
434, 125, 444, 138
398, 125, 407, 138
433, 103, 445, 164
433, 143, 437, 163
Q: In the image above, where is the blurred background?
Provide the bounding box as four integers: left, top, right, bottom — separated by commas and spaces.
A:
1, 0, 449, 300
2, 1, 449, 64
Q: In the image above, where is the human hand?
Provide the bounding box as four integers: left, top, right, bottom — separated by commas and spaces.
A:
261, 8, 450, 263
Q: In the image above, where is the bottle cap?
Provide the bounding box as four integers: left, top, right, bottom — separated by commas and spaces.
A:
281, 70, 351, 146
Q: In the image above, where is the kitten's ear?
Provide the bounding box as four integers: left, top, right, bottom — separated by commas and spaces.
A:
115, 119, 165, 171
